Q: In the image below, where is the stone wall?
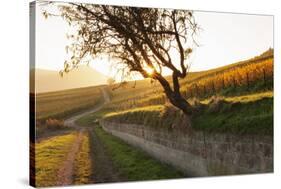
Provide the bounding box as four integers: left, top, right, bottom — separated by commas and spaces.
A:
100, 120, 273, 176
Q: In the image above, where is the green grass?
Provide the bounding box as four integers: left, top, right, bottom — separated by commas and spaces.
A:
94, 126, 184, 180
192, 97, 273, 135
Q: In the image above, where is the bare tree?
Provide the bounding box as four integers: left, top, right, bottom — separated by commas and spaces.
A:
45, 2, 199, 116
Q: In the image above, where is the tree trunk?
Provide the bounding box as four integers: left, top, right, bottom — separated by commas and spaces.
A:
154, 72, 193, 116
166, 91, 194, 115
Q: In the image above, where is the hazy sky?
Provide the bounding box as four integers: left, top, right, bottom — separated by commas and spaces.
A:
35, 4, 273, 78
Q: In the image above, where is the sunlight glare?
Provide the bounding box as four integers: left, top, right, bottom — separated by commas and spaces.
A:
144, 66, 155, 75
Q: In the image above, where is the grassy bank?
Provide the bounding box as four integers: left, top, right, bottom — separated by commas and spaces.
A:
103, 105, 170, 129
94, 126, 184, 181
193, 96, 273, 135
103, 92, 273, 135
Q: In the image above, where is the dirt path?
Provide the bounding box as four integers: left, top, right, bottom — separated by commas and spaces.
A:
64, 88, 110, 128
56, 130, 84, 186
56, 87, 120, 185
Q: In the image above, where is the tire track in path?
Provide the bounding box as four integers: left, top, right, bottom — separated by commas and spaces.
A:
56, 131, 84, 186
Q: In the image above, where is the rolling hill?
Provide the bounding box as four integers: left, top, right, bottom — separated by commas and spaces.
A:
34, 49, 273, 121
31, 65, 108, 93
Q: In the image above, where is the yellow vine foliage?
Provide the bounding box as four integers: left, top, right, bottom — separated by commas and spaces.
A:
182, 58, 273, 97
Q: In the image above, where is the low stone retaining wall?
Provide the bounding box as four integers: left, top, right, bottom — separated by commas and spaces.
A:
100, 120, 273, 176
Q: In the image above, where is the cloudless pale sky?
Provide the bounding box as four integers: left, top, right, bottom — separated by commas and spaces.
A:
35, 3, 273, 78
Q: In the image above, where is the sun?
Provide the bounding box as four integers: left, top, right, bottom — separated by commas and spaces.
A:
144, 66, 155, 76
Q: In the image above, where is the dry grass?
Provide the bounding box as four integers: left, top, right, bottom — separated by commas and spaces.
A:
45, 118, 66, 130
73, 132, 92, 185
200, 91, 273, 104
35, 133, 77, 187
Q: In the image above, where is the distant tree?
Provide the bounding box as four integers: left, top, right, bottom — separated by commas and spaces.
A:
107, 77, 115, 86
44, 3, 199, 116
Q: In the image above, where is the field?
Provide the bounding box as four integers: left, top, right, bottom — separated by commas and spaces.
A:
105, 50, 273, 112
75, 50, 272, 137
35, 85, 104, 121
30, 3, 274, 187
35, 49, 273, 124
73, 50, 274, 137
33, 49, 274, 186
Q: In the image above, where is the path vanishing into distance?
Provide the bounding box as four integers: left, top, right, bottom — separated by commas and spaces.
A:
57, 87, 122, 185
64, 88, 110, 128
